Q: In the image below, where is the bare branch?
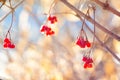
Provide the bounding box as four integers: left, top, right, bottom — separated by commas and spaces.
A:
92, 0, 120, 17
78, 16, 120, 62
0, 0, 24, 23
60, 0, 120, 41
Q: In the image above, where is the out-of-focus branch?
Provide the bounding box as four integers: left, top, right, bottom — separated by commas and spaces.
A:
60, 0, 120, 41
92, 0, 120, 17
0, 0, 24, 22
25, 8, 41, 26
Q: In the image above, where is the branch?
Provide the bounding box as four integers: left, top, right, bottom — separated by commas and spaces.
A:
25, 8, 41, 26
60, 0, 120, 41
78, 16, 120, 62
0, 0, 24, 22
92, 0, 120, 17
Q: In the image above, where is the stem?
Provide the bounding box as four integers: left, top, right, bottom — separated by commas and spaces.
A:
60, 0, 120, 41
77, 0, 82, 9
92, 6, 96, 49
43, 11, 76, 17
9, 0, 12, 7
48, 0, 57, 15
6, 0, 14, 39
92, 0, 120, 17
0, 0, 6, 9
79, 16, 120, 62
0, 0, 24, 23
6, 11, 14, 38
60, 0, 120, 62
26, 9, 41, 26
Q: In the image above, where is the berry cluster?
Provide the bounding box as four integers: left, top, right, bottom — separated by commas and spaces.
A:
40, 15, 57, 36
76, 36, 91, 48
40, 25, 55, 36
76, 28, 93, 69
76, 29, 91, 48
82, 56, 93, 69
3, 38, 15, 49
48, 15, 57, 24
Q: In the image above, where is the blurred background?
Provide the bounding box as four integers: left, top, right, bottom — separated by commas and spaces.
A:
0, 0, 120, 80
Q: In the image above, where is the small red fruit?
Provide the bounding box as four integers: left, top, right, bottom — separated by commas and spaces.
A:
82, 56, 87, 62
85, 41, 91, 47
3, 43, 8, 48
9, 44, 15, 48
87, 63, 93, 68
76, 37, 86, 48
84, 63, 88, 69
48, 15, 57, 24
3, 38, 15, 49
4, 38, 11, 43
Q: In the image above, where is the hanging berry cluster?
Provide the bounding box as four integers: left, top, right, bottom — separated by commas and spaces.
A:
76, 29, 91, 48
76, 26, 93, 69
3, 0, 15, 49
76, 6, 96, 69
82, 53, 93, 69
40, 0, 58, 36
40, 15, 57, 36
1, 0, 97, 70
3, 38, 15, 48
48, 15, 57, 24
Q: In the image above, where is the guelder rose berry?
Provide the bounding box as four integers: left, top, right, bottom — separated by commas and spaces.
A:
48, 15, 57, 24
85, 41, 91, 47
76, 36, 86, 48
82, 56, 93, 69
40, 15, 57, 36
76, 29, 91, 48
3, 38, 15, 49
4, 38, 10, 43
76, 36, 91, 48
40, 25, 54, 36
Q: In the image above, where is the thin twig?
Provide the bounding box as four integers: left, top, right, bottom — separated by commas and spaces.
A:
77, 0, 82, 9
26, 8, 41, 26
0, 0, 24, 23
92, 0, 120, 17
6, 0, 14, 39
60, 0, 120, 41
0, 0, 6, 9
60, 0, 120, 62
78, 15, 120, 62
92, 6, 96, 49
48, 0, 58, 14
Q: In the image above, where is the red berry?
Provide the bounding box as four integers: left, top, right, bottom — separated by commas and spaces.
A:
76, 37, 86, 48
46, 27, 51, 32
87, 63, 93, 68
50, 20, 54, 24
4, 38, 11, 43
10, 44, 15, 48
48, 15, 57, 24
40, 25, 47, 32
85, 41, 91, 47
82, 56, 87, 62
84, 63, 88, 69
46, 30, 54, 36
87, 58, 93, 63
54, 17, 57, 22
49, 31, 54, 35
48, 16, 52, 21
7, 43, 11, 48
3, 43, 8, 48
76, 39, 80, 45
